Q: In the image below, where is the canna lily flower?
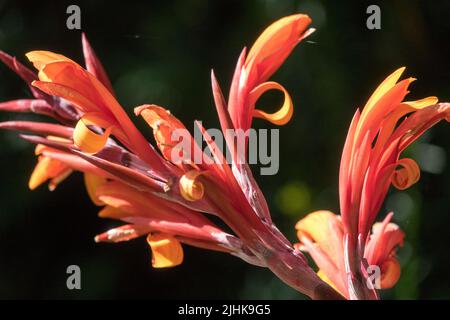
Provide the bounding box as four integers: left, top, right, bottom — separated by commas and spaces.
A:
0, 34, 114, 191
227, 14, 314, 132
295, 68, 450, 299
8, 13, 446, 300
0, 15, 345, 300
0, 49, 79, 191
295, 210, 405, 298
29, 137, 73, 190
25, 50, 170, 176
212, 13, 314, 223
1, 37, 260, 270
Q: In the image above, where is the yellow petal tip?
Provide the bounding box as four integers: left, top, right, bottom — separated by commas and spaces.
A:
147, 233, 184, 268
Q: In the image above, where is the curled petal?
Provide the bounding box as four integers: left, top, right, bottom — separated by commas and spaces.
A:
250, 81, 293, 125
147, 233, 184, 268
391, 158, 420, 190
179, 170, 205, 202
73, 116, 112, 154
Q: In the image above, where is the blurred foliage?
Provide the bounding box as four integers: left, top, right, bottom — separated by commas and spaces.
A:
0, 0, 449, 299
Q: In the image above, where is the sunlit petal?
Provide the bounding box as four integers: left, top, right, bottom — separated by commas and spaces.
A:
250, 81, 293, 125
73, 115, 112, 154
179, 170, 205, 202
147, 233, 184, 268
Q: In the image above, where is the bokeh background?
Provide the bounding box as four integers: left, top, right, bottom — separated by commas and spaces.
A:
0, 0, 449, 299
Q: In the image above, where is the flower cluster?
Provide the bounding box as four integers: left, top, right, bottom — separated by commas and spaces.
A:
0, 14, 448, 300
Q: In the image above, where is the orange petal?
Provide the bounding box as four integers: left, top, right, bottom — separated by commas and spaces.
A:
29, 53, 164, 169
135, 104, 184, 129
30, 60, 109, 115
179, 170, 205, 201
380, 257, 401, 289
404, 96, 438, 109
84, 173, 107, 206
147, 233, 184, 268
25, 50, 74, 71
295, 210, 343, 266
250, 81, 293, 125
135, 104, 191, 163
73, 115, 112, 154
245, 14, 313, 83
391, 158, 420, 190
364, 213, 405, 267
363, 67, 406, 115
356, 77, 414, 145
35, 144, 46, 156
98, 206, 129, 219
28, 157, 53, 190
317, 269, 345, 297
28, 156, 69, 190
296, 211, 347, 295
32, 80, 101, 113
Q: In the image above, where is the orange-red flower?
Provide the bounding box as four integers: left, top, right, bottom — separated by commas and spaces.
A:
211, 14, 313, 224
1, 16, 344, 300
295, 210, 404, 298
6, 14, 447, 301
295, 68, 449, 299
0, 49, 79, 191
227, 14, 313, 134
0, 34, 243, 269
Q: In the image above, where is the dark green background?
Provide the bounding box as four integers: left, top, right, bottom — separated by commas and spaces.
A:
0, 0, 449, 299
